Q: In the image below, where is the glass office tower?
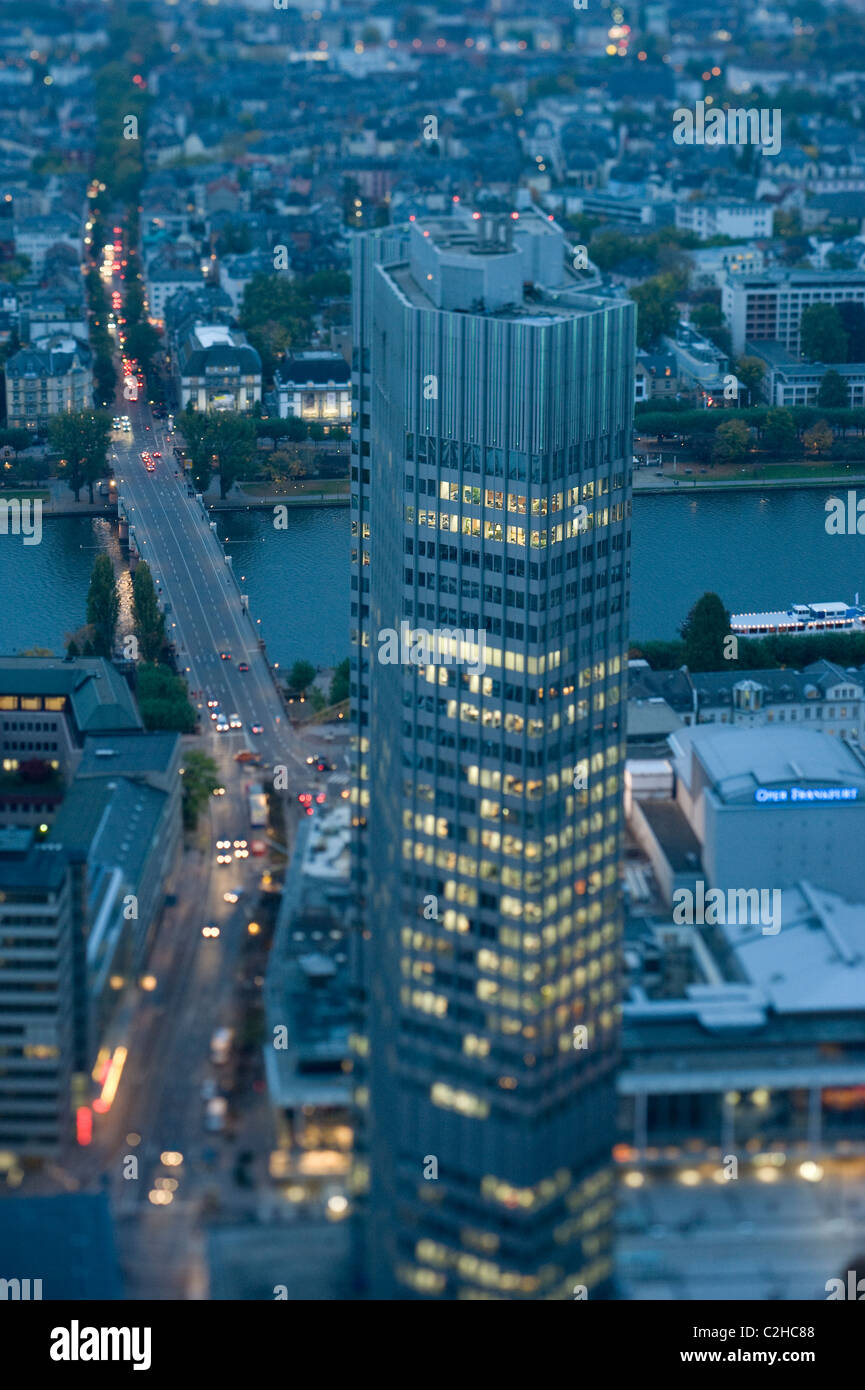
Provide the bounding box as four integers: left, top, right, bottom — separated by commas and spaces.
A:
350, 207, 634, 1299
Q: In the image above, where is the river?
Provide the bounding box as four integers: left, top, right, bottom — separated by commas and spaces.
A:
1, 490, 862, 661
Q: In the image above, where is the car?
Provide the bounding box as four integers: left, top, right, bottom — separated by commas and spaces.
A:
153, 451, 162, 458
229, 713, 242, 729
207, 698, 219, 709
202, 924, 221, 938
205, 1096, 228, 1133
210, 1027, 233, 1065
212, 786, 226, 797
216, 719, 229, 733
112, 416, 121, 428
250, 723, 263, 735
250, 839, 267, 856
234, 750, 261, 764
220, 651, 231, 661
223, 888, 244, 904
237, 662, 249, 672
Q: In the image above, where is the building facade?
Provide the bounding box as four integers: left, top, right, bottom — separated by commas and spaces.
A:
675, 198, 773, 242
0, 830, 76, 1157
723, 268, 865, 356
275, 350, 351, 425
5, 337, 92, 431
351, 207, 634, 1299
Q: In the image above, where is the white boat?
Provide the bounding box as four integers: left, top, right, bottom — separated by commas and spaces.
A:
730, 600, 865, 638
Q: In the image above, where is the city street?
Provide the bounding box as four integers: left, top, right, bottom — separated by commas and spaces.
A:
69, 366, 330, 1293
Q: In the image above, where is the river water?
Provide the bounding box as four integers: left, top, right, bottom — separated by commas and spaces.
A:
1, 490, 861, 661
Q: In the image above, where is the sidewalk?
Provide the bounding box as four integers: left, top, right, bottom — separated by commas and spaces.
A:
633, 467, 865, 496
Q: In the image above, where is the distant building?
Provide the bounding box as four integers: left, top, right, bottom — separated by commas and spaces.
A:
723, 267, 865, 355
0, 654, 142, 804
694, 661, 865, 742
176, 324, 261, 412
747, 339, 865, 407
627, 661, 696, 756
634, 351, 680, 403
12, 213, 80, 274
621, 880, 865, 1155
4, 336, 92, 430
218, 250, 276, 314
0, 659, 182, 1157
51, 731, 183, 1034
664, 325, 730, 403
687, 243, 766, 290
264, 801, 352, 1200
146, 259, 204, 322
675, 198, 773, 242
274, 350, 350, 425
668, 725, 865, 903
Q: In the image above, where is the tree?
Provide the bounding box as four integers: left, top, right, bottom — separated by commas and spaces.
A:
803, 419, 834, 454
123, 320, 161, 378
136, 667, 196, 734
691, 301, 723, 332
86, 554, 119, 657
628, 275, 679, 350
817, 368, 849, 408
239, 274, 313, 382
207, 413, 256, 499
837, 301, 865, 360
132, 561, 167, 663
49, 411, 111, 501
181, 750, 220, 829
287, 659, 316, 694
680, 592, 731, 672
734, 356, 766, 406
587, 229, 637, 272
800, 302, 848, 363
712, 418, 750, 464
182, 412, 256, 498
329, 657, 350, 705
764, 407, 798, 456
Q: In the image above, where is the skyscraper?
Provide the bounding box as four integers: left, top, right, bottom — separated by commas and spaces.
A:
350, 206, 635, 1299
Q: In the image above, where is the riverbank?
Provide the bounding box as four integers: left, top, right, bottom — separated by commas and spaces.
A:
633, 467, 865, 495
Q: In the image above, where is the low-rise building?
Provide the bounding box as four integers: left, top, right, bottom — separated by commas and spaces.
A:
694, 660, 865, 743
4, 336, 92, 430
274, 350, 351, 425
747, 338, 865, 407
176, 324, 261, 412
264, 797, 352, 1203
12, 212, 80, 274
676, 198, 773, 242
620, 880, 865, 1155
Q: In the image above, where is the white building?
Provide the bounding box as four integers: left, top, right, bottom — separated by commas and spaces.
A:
676, 198, 773, 242
274, 350, 350, 424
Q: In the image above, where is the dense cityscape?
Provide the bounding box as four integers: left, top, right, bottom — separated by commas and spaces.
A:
0, 0, 864, 1336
